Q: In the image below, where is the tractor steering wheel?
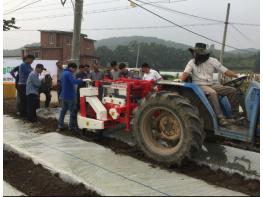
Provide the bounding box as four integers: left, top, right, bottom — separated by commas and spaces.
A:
223, 75, 248, 88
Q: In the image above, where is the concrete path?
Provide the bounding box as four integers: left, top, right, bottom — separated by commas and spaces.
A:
3, 181, 25, 196
4, 115, 245, 196
37, 108, 260, 180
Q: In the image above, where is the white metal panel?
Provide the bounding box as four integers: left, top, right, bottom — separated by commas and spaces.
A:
77, 115, 104, 130
85, 97, 108, 120
80, 87, 98, 97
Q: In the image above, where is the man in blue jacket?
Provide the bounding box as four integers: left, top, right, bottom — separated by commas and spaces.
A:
18, 55, 35, 117
57, 63, 84, 133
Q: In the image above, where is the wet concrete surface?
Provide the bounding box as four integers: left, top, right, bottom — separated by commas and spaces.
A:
37, 108, 260, 180
4, 115, 247, 196
4, 181, 25, 196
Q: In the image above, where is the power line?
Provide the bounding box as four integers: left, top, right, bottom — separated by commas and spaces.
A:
16, 6, 133, 21
136, 0, 260, 27
4, 0, 43, 15
128, 0, 243, 51
5, 23, 222, 32
14, 0, 188, 21
230, 22, 259, 27
4, 0, 185, 15
230, 24, 258, 45
4, 0, 122, 13
5, 0, 33, 12
139, 0, 224, 23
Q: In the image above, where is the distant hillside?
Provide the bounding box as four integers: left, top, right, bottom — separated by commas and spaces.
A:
3, 48, 22, 57
95, 36, 191, 50
4, 42, 40, 57
228, 48, 260, 57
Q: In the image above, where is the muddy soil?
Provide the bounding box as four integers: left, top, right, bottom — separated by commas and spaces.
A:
3, 99, 260, 196
4, 150, 99, 196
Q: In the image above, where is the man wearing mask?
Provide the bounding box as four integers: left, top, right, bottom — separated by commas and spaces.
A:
18, 54, 35, 117
180, 43, 239, 127
57, 63, 84, 133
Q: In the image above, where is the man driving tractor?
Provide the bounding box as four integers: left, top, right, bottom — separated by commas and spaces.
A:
180, 43, 240, 127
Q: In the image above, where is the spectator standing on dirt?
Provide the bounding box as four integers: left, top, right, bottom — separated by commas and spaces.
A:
76, 64, 90, 109
18, 54, 35, 117
141, 63, 162, 82
180, 42, 239, 127
84, 64, 91, 78
110, 61, 120, 80
10, 66, 20, 89
26, 64, 46, 122
39, 69, 53, 108
90, 63, 104, 80
57, 63, 84, 133
119, 63, 131, 78
56, 61, 63, 104
104, 65, 112, 79
10, 57, 26, 114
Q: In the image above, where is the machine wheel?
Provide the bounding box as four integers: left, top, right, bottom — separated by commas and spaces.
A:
133, 91, 204, 166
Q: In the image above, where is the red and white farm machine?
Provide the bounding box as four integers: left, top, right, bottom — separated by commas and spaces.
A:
78, 78, 203, 165
77, 75, 259, 165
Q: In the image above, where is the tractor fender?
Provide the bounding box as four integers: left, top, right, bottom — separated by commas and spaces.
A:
157, 80, 219, 131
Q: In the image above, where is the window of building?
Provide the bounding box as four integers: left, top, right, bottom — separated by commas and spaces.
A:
66, 37, 72, 45
48, 33, 56, 44
32, 51, 40, 58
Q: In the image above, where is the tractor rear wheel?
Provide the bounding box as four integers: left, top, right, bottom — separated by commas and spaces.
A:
133, 91, 204, 166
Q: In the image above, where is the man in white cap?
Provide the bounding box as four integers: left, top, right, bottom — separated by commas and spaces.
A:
180, 43, 239, 127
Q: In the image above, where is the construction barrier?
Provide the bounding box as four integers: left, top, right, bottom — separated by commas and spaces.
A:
3, 82, 16, 99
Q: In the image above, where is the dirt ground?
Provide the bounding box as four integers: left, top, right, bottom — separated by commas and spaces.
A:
3, 99, 260, 196
4, 150, 99, 196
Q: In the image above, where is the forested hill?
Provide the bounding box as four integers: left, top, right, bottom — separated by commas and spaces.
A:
95, 36, 191, 50
95, 37, 259, 73
4, 36, 259, 73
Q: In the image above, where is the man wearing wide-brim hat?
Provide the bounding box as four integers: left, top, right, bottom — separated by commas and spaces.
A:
180, 43, 240, 127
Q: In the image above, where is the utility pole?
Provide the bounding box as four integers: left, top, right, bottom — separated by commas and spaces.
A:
135, 45, 140, 68
71, 0, 83, 67
220, 3, 230, 64
218, 3, 230, 83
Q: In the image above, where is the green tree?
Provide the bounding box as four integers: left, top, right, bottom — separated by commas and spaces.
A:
95, 46, 114, 66
253, 52, 260, 73
3, 18, 20, 31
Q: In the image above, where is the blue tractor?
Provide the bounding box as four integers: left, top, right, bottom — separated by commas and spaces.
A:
133, 76, 259, 165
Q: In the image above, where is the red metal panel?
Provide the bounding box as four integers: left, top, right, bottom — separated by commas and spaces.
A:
80, 96, 86, 117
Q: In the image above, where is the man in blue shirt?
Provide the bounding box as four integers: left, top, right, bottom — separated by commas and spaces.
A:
18, 55, 35, 117
26, 64, 46, 122
57, 63, 84, 132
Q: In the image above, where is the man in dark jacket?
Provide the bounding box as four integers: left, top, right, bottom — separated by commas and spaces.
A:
56, 61, 63, 104
75, 64, 90, 110
18, 54, 35, 117
57, 63, 83, 132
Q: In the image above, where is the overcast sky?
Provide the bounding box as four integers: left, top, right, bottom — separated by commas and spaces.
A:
3, 0, 260, 50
